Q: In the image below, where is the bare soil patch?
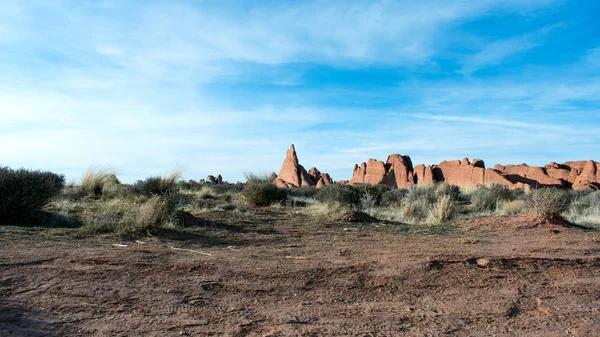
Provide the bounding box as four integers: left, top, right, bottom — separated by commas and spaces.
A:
1, 210, 599, 336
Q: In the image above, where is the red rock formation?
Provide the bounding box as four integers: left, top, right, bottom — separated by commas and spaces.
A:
432, 158, 485, 187
349, 154, 599, 190
572, 160, 600, 190
274, 145, 333, 188
276, 145, 599, 191
308, 167, 322, 183
414, 164, 435, 185
385, 154, 415, 188
349, 154, 414, 188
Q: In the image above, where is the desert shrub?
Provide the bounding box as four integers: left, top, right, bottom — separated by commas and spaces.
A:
244, 172, 275, 183
355, 184, 391, 207
496, 199, 526, 216
242, 182, 287, 206
178, 179, 203, 191
81, 168, 118, 199
288, 186, 319, 199
404, 185, 437, 205
133, 170, 182, 197
381, 189, 409, 207
562, 191, 600, 226
428, 195, 456, 224
435, 183, 461, 201
470, 184, 516, 212
527, 188, 569, 220
316, 184, 361, 207
0, 166, 65, 224
210, 183, 245, 195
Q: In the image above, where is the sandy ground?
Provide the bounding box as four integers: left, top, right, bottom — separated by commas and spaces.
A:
1, 210, 600, 336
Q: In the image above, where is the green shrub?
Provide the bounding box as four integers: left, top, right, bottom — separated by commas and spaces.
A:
242, 182, 287, 206
316, 184, 361, 207
527, 188, 569, 220
0, 166, 65, 224
470, 184, 516, 212
381, 189, 409, 207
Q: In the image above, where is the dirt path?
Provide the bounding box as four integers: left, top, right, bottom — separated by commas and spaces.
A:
1, 211, 600, 336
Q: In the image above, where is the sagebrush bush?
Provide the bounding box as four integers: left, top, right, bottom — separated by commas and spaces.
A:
133, 170, 182, 197
470, 184, 517, 212
210, 183, 245, 195
563, 191, 600, 227
0, 166, 65, 224
496, 199, 526, 216
381, 189, 409, 207
288, 186, 319, 199
244, 172, 275, 183
242, 182, 287, 206
316, 184, 361, 206
527, 188, 569, 220
404, 185, 437, 205
435, 183, 461, 201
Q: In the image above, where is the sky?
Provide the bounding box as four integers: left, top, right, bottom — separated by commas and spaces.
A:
1, 0, 599, 183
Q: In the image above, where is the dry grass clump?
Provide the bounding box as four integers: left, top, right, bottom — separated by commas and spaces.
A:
81, 167, 119, 199
133, 169, 182, 197
496, 199, 526, 216
427, 195, 456, 224
296, 201, 348, 221
78, 196, 176, 234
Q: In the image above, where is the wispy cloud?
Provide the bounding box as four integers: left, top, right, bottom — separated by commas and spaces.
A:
459, 24, 563, 74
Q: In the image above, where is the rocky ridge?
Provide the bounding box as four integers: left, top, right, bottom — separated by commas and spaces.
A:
273, 145, 599, 190
350, 156, 599, 190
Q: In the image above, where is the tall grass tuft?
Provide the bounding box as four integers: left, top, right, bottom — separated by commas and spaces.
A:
427, 195, 456, 224
133, 169, 182, 197
81, 167, 117, 199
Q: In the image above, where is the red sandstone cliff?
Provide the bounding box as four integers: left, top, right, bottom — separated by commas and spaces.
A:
348, 155, 599, 190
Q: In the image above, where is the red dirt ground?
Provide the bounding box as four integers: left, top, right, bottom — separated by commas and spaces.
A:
1, 210, 599, 336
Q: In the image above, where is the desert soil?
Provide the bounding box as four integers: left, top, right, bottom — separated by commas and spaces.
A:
1, 210, 600, 336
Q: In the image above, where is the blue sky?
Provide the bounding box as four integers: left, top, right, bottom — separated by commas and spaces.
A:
1, 0, 599, 183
